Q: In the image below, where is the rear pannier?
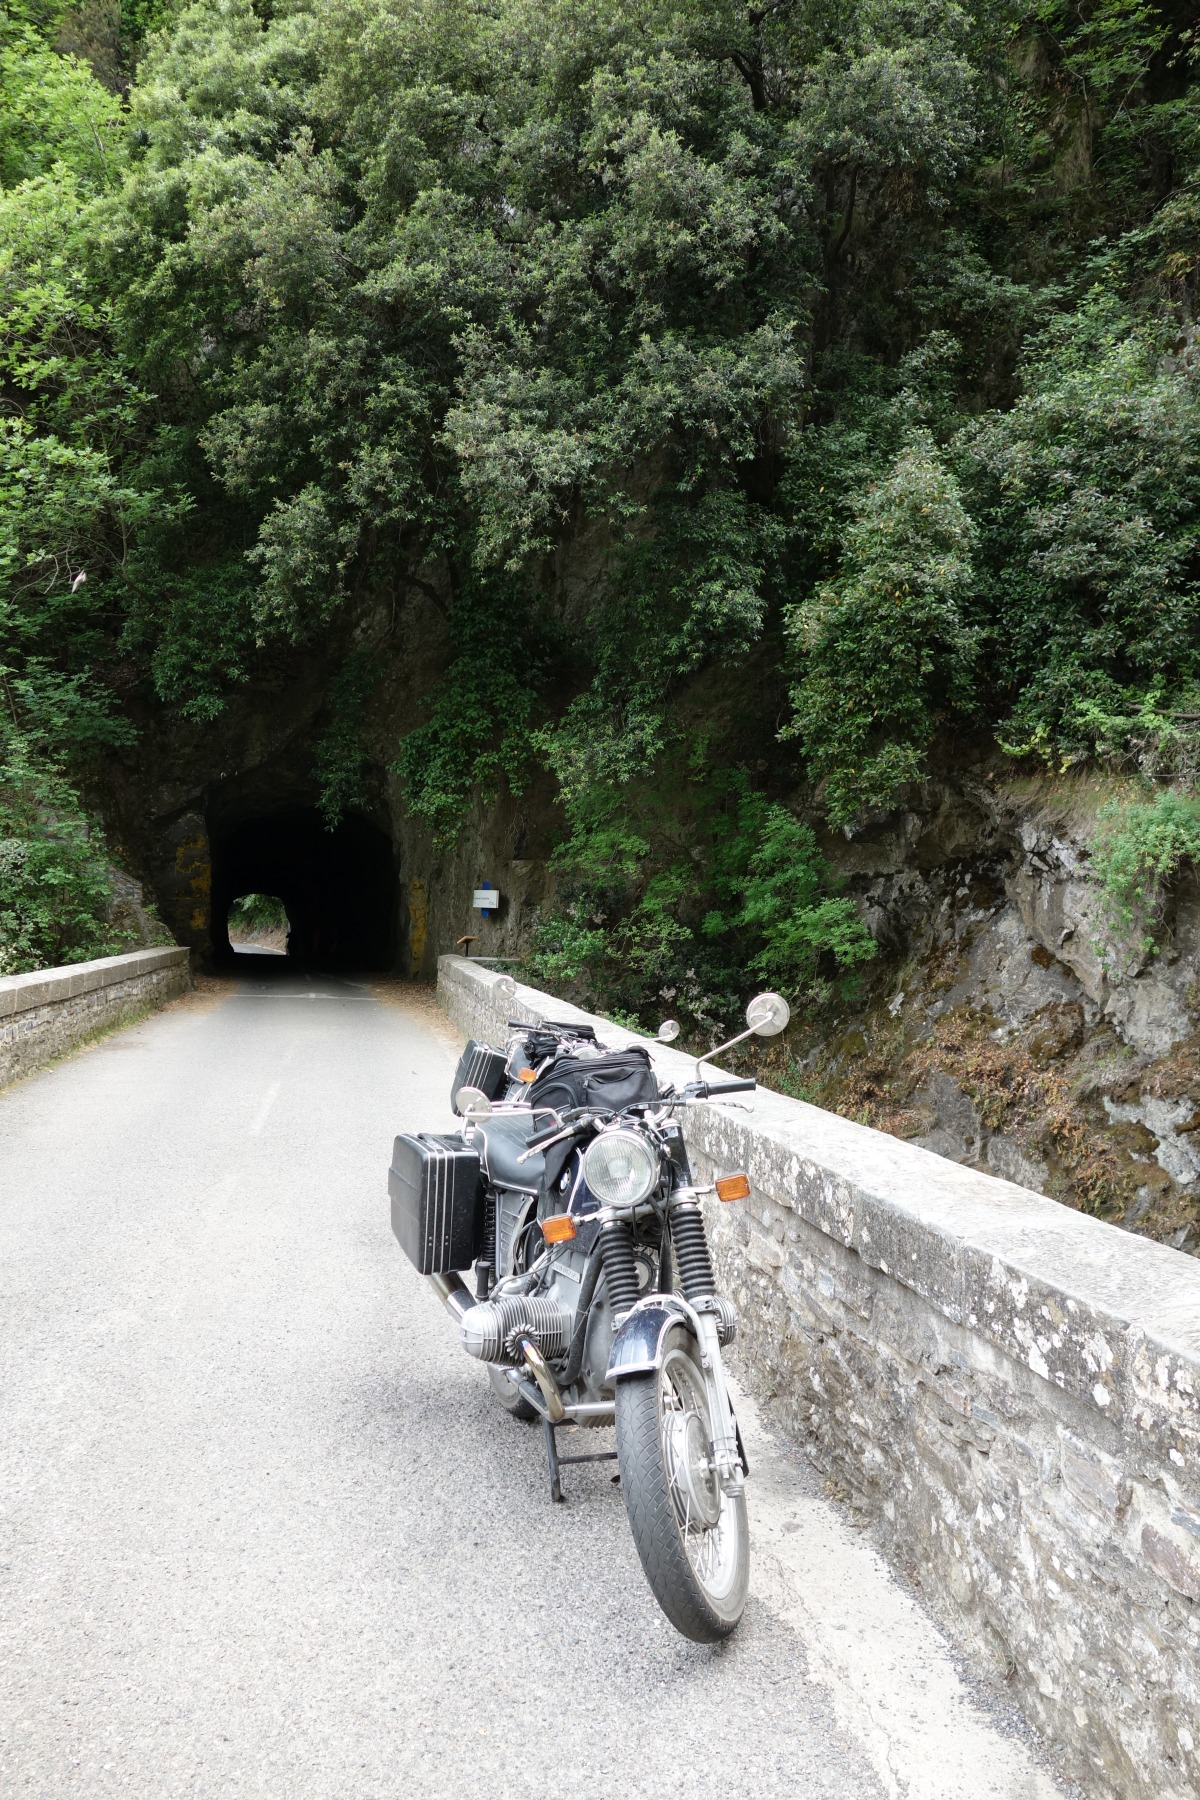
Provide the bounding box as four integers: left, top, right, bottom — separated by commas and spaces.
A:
450, 1040, 509, 1114
526, 1046, 659, 1116
389, 1132, 484, 1274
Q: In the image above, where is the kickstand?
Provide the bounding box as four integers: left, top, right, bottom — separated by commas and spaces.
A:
541, 1417, 618, 1504
543, 1417, 563, 1504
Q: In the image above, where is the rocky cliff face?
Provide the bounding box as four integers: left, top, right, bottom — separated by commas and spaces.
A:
784, 773, 1200, 1255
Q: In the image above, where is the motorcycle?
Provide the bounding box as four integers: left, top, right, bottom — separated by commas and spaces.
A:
387, 991, 790, 1641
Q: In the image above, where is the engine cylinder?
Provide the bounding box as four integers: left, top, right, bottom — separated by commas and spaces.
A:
459, 1295, 572, 1365
709, 1295, 738, 1346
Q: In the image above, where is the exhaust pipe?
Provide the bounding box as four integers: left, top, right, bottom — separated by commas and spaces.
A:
427, 1271, 476, 1324
519, 1336, 566, 1423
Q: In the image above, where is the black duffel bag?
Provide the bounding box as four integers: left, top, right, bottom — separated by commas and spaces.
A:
526, 1045, 658, 1115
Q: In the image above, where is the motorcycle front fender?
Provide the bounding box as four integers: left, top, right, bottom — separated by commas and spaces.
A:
605, 1294, 695, 1383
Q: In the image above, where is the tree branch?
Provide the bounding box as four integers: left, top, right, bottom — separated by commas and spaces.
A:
729, 50, 767, 111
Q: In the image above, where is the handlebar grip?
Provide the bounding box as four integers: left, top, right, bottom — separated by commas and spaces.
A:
702, 1078, 757, 1096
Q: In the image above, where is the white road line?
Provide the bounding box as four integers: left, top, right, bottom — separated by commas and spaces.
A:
232, 993, 347, 1002
248, 1081, 281, 1137
737, 1381, 1066, 1800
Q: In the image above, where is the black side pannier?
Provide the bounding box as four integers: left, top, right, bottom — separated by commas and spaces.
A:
526, 1046, 659, 1116
450, 1040, 509, 1114
389, 1132, 484, 1274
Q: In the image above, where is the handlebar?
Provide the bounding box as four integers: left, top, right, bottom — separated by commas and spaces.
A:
686, 1078, 757, 1099
525, 1109, 592, 1152
506, 1018, 598, 1040
526, 1123, 570, 1152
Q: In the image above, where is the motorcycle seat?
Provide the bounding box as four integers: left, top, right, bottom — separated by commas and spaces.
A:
475, 1113, 545, 1192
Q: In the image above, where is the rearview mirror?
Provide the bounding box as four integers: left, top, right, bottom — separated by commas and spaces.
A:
656, 1019, 681, 1043
695, 989, 790, 1078
746, 992, 790, 1038
492, 973, 517, 997
456, 1086, 493, 1121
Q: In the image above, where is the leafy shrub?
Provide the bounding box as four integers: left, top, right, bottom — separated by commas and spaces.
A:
0, 20, 124, 189
958, 300, 1200, 762
703, 804, 876, 994
392, 584, 544, 846
524, 768, 875, 1036
0, 739, 133, 975
313, 650, 378, 828
1091, 791, 1200, 950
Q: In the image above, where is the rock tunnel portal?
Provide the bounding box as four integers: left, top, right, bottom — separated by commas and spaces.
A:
210, 807, 398, 971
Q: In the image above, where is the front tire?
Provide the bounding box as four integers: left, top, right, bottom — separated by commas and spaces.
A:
614, 1326, 749, 1641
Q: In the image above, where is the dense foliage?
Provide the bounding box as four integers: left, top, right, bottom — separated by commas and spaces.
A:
525, 760, 875, 1026
2, 0, 1199, 1002
0, 1, 151, 969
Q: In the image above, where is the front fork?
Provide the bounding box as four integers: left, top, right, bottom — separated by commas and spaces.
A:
665, 1191, 745, 1497
690, 1307, 744, 1496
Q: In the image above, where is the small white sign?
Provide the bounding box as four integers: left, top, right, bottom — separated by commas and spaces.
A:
472, 888, 499, 910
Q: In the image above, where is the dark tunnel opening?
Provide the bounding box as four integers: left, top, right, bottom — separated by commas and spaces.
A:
210, 808, 398, 971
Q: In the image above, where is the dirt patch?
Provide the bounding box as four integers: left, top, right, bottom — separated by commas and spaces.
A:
370, 978, 465, 1054
162, 972, 234, 1016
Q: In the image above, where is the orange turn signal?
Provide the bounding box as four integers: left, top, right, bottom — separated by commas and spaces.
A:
541, 1213, 577, 1244
518, 1067, 537, 1083
715, 1173, 751, 1203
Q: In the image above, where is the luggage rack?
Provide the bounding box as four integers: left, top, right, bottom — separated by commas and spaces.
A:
515, 1375, 617, 1504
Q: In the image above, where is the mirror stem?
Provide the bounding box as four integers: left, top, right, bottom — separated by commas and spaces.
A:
695, 1023, 758, 1076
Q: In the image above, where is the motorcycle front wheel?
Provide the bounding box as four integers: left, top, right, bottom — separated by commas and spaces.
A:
614, 1325, 749, 1641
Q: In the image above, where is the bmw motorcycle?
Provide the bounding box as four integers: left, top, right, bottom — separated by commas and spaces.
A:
387, 992, 790, 1641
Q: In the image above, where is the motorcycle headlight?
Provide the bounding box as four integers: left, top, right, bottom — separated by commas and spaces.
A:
583, 1128, 659, 1208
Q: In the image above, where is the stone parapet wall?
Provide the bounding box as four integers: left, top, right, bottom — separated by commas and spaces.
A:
0, 947, 191, 1088
438, 954, 1200, 1800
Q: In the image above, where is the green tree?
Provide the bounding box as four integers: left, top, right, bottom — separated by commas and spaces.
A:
957, 297, 1200, 763
703, 802, 876, 993
5, 0, 1200, 1007
0, 728, 133, 973
785, 436, 978, 824
0, 6, 164, 970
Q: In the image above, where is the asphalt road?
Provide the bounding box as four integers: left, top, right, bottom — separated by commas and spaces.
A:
0, 971, 1071, 1799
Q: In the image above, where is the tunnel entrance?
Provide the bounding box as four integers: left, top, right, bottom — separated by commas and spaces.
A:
210, 808, 397, 971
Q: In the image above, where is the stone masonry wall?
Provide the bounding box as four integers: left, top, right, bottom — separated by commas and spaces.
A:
439, 954, 1200, 1800
0, 948, 191, 1089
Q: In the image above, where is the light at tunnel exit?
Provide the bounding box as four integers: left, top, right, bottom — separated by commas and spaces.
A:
209, 808, 397, 971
